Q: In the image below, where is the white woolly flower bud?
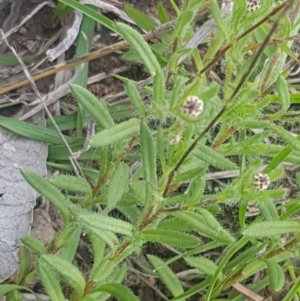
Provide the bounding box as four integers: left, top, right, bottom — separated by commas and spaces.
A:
253, 173, 270, 190
246, 0, 260, 12
183, 96, 204, 117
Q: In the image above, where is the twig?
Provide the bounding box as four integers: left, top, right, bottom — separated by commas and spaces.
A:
132, 271, 169, 301
0, 30, 84, 178
232, 283, 264, 301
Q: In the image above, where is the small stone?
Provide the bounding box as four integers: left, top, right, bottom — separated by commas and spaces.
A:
183, 96, 204, 117
253, 173, 270, 190
19, 27, 27, 35
246, 0, 260, 12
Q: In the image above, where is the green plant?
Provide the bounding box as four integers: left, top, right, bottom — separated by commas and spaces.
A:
2, 0, 300, 300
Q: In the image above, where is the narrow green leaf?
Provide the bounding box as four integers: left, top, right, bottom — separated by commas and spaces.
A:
0, 115, 80, 145
174, 167, 205, 184
147, 255, 184, 300
243, 221, 300, 237
157, 217, 196, 231
36, 260, 65, 301
266, 260, 285, 292
140, 123, 157, 199
70, 207, 134, 237
153, 70, 166, 104
259, 49, 286, 91
16, 247, 31, 284
52, 224, 79, 250
193, 144, 237, 170
170, 279, 210, 301
70, 84, 115, 129
40, 254, 86, 297
50, 175, 92, 196
21, 170, 70, 222
90, 258, 117, 283
210, 0, 229, 42
0, 285, 33, 297
271, 75, 290, 118
186, 175, 206, 205
21, 235, 47, 256
140, 230, 200, 248
0, 54, 34, 66
171, 210, 235, 244
185, 256, 222, 281
157, 128, 166, 171
115, 22, 160, 76
90, 118, 140, 147
57, 0, 117, 32
206, 236, 250, 300
282, 277, 300, 301
125, 80, 147, 117
89, 233, 105, 278
157, 1, 169, 23
91, 283, 139, 301
87, 265, 127, 301
124, 5, 157, 31
258, 200, 279, 221
87, 226, 119, 252
279, 42, 298, 60
61, 226, 81, 261
107, 162, 129, 210
269, 123, 300, 151
174, 9, 194, 39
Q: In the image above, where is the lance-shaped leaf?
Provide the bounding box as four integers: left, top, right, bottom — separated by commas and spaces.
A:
282, 277, 300, 301
124, 4, 156, 31
139, 230, 200, 248
171, 210, 235, 244
16, 247, 31, 284
50, 175, 92, 197
269, 123, 300, 151
21, 236, 47, 256
70, 84, 114, 129
57, 0, 116, 32
40, 254, 86, 298
157, 1, 169, 23
107, 162, 129, 210
36, 260, 65, 301
90, 118, 140, 148
147, 255, 184, 301
186, 175, 206, 205
125, 80, 147, 117
185, 256, 222, 281
0, 115, 79, 145
193, 144, 237, 170
140, 123, 157, 199
70, 207, 133, 237
90, 283, 139, 301
266, 260, 285, 293
272, 75, 290, 118
88, 225, 119, 252
90, 258, 118, 283
115, 22, 160, 76
21, 170, 70, 222
87, 264, 127, 301
243, 220, 300, 237
153, 70, 166, 105
0, 285, 33, 297
210, 0, 229, 42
